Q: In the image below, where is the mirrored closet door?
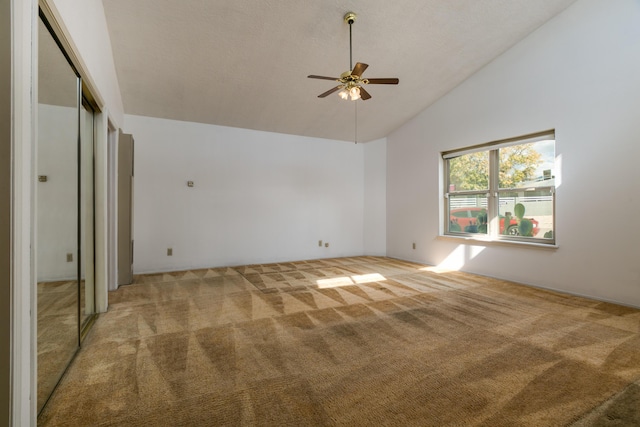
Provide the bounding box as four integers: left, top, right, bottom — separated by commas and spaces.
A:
37, 13, 97, 414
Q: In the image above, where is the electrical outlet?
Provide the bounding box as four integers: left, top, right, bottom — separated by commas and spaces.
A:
66, 253, 73, 262
318, 240, 323, 247
412, 242, 416, 250
325, 242, 329, 248
167, 248, 173, 256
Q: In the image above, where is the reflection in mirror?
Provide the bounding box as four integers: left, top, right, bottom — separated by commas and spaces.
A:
81, 101, 95, 329
37, 17, 80, 413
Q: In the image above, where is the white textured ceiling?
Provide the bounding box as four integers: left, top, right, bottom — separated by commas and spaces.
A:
102, 0, 578, 142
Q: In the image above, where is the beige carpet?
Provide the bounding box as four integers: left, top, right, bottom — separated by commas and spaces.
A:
38, 256, 640, 426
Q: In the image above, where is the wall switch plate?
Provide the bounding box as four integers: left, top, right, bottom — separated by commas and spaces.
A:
412, 242, 416, 249
318, 240, 323, 247
66, 253, 73, 262
325, 242, 329, 248
167, 248, 173, 256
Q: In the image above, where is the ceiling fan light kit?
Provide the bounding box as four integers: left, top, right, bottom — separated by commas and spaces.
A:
308, 11, 399, 102
339, 86, 361, 101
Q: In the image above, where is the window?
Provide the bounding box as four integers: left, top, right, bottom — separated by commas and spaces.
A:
444, 131, 555, 244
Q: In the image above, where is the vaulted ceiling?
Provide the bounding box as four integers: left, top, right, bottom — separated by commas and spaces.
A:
102, 0, 578, 142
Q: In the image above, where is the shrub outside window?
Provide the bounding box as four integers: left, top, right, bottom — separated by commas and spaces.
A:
444, 131, 555, 244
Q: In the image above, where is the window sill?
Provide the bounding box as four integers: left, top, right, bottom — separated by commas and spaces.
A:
438, 234, 559, 250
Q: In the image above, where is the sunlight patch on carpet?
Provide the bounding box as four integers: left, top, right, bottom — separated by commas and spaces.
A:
317, 273, 386, 288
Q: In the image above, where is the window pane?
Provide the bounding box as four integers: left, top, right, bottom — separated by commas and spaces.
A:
498, 139, 555, 189
448, 195, 488, 234
498, 190, 553, 238
448, 152, 489, 191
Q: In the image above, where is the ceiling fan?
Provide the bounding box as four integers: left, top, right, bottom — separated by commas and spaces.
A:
308, 12, 399, 101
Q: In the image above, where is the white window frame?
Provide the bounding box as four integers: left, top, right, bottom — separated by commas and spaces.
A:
443, 130, 556, 245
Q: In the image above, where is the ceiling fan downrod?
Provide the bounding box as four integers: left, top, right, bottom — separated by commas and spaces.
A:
344, 12, 357, 72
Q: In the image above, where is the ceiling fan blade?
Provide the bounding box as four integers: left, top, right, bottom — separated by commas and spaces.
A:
359, 86, 372, 100
318, 85, 343, 98
351, 62, 369, 78
308, 75, 339, 81
366, 78, 399, 84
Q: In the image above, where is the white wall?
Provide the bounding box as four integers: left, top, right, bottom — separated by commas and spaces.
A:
387, 0, 640, 307
363, 138, 387, 256
48, 0, 124, 127
125, 115, 377, 273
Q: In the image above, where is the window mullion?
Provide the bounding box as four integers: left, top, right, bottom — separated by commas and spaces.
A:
488, 149, 499, 237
